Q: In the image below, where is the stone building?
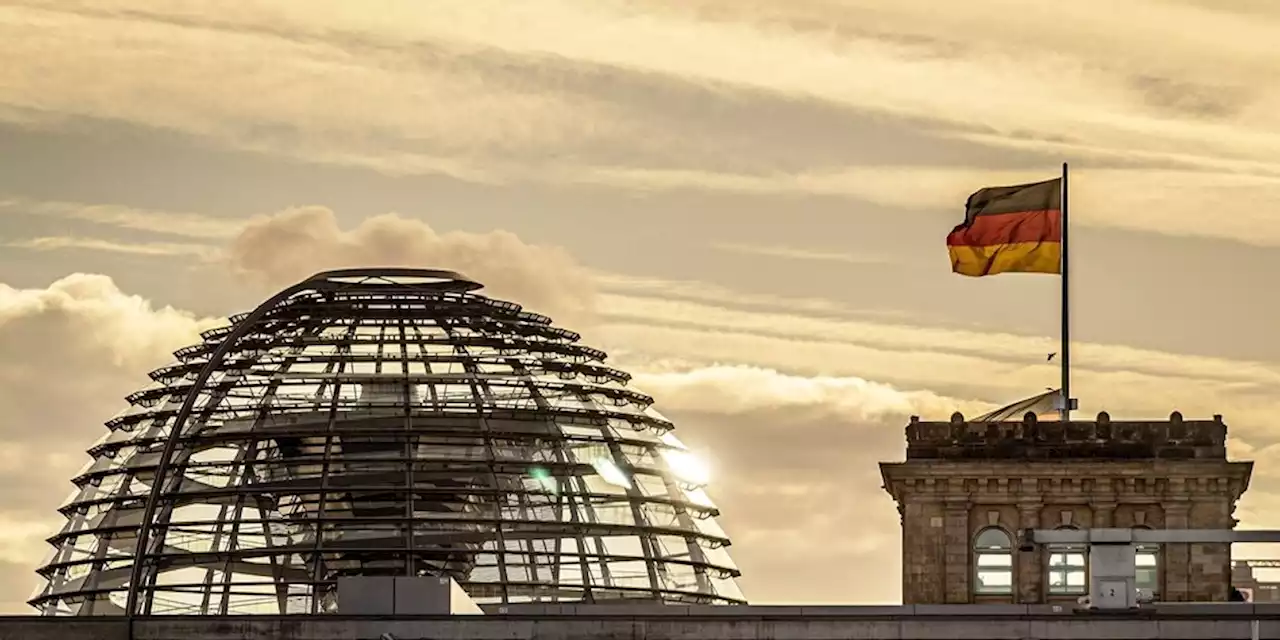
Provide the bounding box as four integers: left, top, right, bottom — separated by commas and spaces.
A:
1233, 560, 1280, 602
880, 412, 1252, 604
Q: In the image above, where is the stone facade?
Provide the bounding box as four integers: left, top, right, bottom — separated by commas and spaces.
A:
880, 411, 1252, 604
1233, 561, 1280, 602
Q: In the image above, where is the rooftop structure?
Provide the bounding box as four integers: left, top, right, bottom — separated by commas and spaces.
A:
881, 411, 1252, 604
1235, 560, 1280, 603
32, 269, 743, 617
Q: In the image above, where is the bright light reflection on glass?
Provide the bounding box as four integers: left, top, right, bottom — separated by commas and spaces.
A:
527, 466, 559, 495
662, 449, 711, 486
592, 457, 632, 489
660, 432, 688, 450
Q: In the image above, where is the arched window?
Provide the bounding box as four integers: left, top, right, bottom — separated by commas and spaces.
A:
1134, 526, 1160, 595
1047, 526, 1087, 595
973, 527, 1014, 595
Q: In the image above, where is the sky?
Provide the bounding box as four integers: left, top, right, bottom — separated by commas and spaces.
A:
2, 0, 1280, 611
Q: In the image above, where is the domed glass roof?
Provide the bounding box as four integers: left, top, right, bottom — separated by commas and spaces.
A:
32, 269, 743, 615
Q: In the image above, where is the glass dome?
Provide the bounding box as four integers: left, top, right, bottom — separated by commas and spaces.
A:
31, 269, 743, 615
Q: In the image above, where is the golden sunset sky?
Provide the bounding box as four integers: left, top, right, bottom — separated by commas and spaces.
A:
2, 0, 1280, 611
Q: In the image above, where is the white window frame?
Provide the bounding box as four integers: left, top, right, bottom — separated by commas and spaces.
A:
1047, 526, 1088, 595
973, 527, 1014, 595
1133, 526, 1160, 595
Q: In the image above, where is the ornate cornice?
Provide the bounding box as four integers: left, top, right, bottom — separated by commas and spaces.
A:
881, 460, 1250, 503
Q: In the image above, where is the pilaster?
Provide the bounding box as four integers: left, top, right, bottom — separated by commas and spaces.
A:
943, 499, 970, 603
1017, 500, 1043, 604
1162, 501, 1191, 601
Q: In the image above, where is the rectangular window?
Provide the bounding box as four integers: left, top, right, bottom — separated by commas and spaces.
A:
1047, 550, 1087, 594
975, 553, 1013, 594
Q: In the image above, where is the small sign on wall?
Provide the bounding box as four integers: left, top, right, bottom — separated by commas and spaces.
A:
1095, 580, 1129, 609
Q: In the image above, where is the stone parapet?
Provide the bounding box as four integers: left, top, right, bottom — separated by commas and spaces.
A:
905, 411, 1227, 460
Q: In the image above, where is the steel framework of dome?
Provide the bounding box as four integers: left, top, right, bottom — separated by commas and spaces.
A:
32, 269, 744, 616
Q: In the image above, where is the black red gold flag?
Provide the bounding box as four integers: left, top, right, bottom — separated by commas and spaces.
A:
946, 178, 1062, 277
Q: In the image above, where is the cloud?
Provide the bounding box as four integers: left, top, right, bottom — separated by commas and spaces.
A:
599, 292, 1280, 389
7, 236, 214, 257
367, 0, 1280, 170
591, 271, 914, 320
12, 158, 1280, 261
572, 165, 1280, 247
222, 207, 598, 328
0, 274, 216, 612
0, 192, 603, 323
629, 364, 986, 603
5, 2, 1280, 250
635, 364, 985, 420
0, 2, 646, 181
711, 241, 894, 266
0, 274, 216, 375
585, 287, 1280, 482
7, 1, 1280, 179
0, 195, 242, 240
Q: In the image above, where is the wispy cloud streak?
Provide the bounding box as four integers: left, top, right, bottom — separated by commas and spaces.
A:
3, 2, 1280, 248
0, 195, 241, 239
711, 242, 894, 265
6, 236, 214, 257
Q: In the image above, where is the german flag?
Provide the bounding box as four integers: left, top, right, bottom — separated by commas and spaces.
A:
947, 178, 1062, 277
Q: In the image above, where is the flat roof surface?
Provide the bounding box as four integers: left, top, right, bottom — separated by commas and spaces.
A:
3, 603, 1280, 640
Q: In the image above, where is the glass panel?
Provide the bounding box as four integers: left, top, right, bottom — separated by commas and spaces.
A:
1049, 552, 1087, 568
977, 554, 1012, 567
1136, 547, 1159, 591
975, 528, 1011, 550
975, 563, 1013, 594
1047, 549, 1087, 594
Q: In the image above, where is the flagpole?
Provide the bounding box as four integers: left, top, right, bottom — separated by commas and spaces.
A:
1060, 162, 1071, 421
